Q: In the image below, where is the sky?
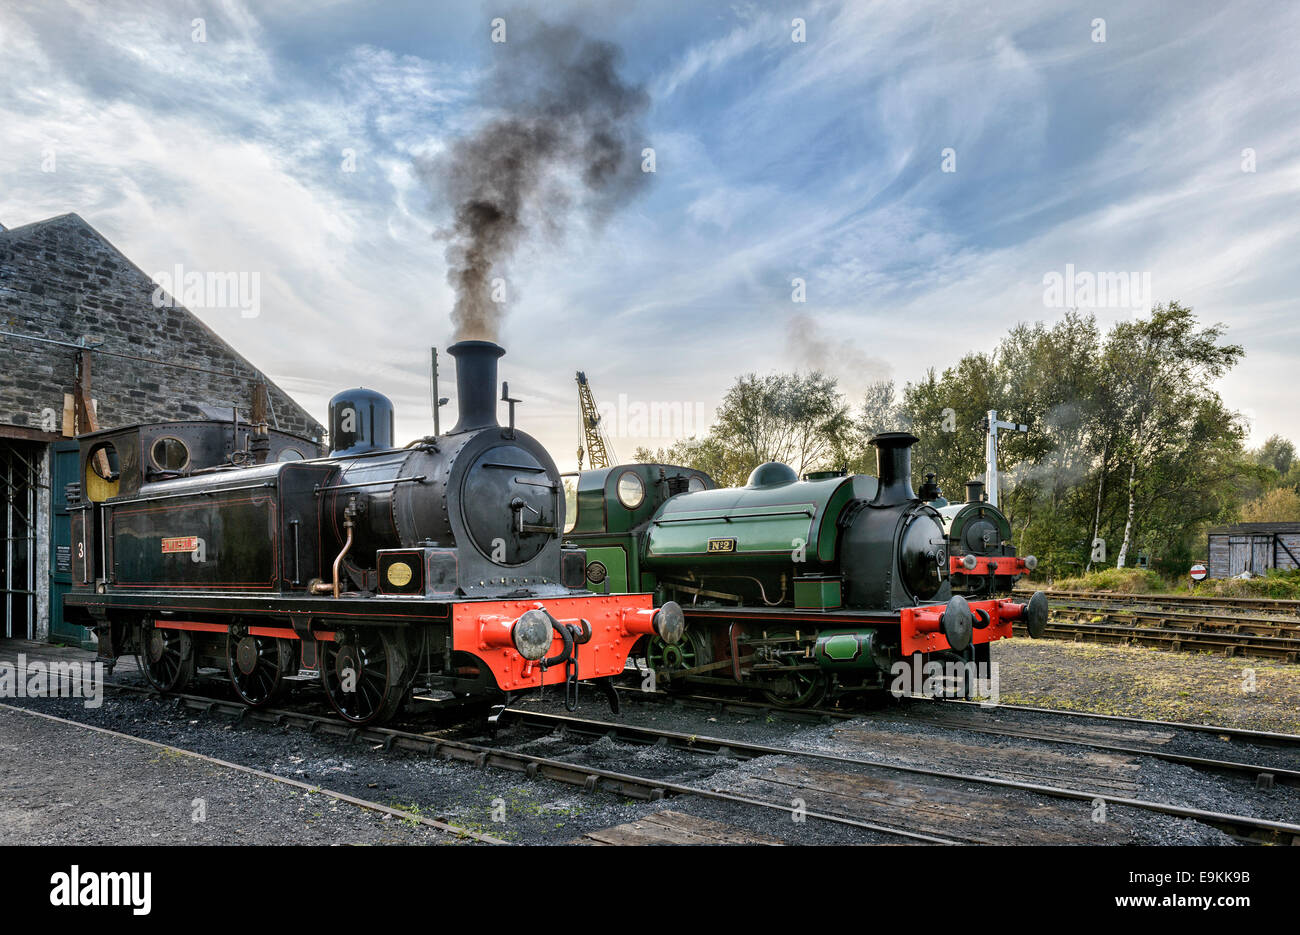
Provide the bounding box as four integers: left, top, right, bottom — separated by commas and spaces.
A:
2, 0, 1298, 468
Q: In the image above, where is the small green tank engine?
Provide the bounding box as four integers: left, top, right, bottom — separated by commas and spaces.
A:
921, 476, 1037, 598
566, 433, 1047, 706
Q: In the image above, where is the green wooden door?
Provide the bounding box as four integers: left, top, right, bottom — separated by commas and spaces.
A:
49, 441, 91, 646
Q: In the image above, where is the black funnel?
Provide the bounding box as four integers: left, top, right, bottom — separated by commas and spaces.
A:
965, 479, 986, 503
869, 432, 919, 507
447, 340, 505, 433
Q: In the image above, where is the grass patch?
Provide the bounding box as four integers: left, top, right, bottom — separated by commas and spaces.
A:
149, 748, 189, 763
994, 639, 1300, 734
1052, 567, 1168, 593
1046, 566, 1300, 599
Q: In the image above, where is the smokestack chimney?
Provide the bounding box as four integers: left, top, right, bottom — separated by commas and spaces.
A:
869, 432, 919, 507
965, 479, 986, 503
447, 340, 505, 433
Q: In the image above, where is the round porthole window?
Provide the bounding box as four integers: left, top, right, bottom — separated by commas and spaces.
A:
277, 447, 304, 462
151, 436, 190, 472
687, 476, 706, 493
616, 470, 645, 509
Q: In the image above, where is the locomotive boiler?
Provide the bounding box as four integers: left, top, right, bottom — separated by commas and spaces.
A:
64, 341, 684, 724
565, 433, 1048, 706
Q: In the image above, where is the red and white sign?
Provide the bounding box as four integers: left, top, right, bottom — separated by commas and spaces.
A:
1189, 562, 1208, 581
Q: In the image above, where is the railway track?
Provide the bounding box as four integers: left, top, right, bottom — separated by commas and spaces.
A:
1016, 590, 1300, 660
490, 706, 1300, 844
503, 704, 1300, 787
43, 678, 1300, 846
85, 681, 961, 844
918, 695, 1300, 751
597, 688, 1300, 780
1034, 588, 1300, 616
1016, 618, 1300, 660
606, 679, 1300, 746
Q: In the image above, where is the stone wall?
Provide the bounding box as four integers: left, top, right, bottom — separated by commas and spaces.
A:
0, 213, 322, 438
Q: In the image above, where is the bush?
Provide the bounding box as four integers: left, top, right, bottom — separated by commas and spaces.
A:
1052, 567, 1169, 593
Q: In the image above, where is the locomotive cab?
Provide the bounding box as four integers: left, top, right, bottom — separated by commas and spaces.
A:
69, 420, 323, 592
79, 420, 320, 499
564, 462, 714, 594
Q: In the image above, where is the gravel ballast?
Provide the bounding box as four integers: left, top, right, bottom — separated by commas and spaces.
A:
0, 706, 463, 845
2, 638, 1295, 845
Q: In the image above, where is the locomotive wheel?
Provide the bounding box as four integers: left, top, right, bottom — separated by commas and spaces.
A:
761, 670, 828, 708
226, 633, 292, 707
320, 629, 410, 726
758, 631, 827, 708
647, 627, 712, 678
137, 621, 196, 693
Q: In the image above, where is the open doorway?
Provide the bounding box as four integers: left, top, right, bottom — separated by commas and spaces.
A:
1, 440, 41, 639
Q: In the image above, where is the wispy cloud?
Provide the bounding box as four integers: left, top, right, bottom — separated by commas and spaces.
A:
2, 0, 1298, 463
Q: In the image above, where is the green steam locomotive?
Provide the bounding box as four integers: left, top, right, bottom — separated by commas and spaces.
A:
565, 432, 1047, 706
918, 475, 1038, 599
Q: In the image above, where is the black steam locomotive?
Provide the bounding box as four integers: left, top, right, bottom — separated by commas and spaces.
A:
64, 341, 683, 724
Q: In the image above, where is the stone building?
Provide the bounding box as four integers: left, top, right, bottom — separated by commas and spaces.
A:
0, 213, 323, 644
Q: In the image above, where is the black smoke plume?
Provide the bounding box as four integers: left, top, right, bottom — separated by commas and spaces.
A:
420, 18, 650, 342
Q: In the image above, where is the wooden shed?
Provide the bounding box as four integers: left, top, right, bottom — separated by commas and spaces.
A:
1206, 522, 1300, 578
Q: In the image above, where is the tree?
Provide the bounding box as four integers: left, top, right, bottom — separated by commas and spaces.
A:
1104, 303, 1243, 567
712, 371, 849, 475
832, 380, 906, 475
899, 311, 1104, 562
634, 434, 748, 487
901, 360, 997, 497
1283, 462, 1300, 493
1239, 487, 1300, 523
1252, 435, 1296, 477
997, 313, 1105, 569
636, 370, 849, 484
893, 306, 1247, 576
633, 303, 1251, 580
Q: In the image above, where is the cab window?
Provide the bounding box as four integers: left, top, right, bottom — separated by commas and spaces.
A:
84, 443, 120, 502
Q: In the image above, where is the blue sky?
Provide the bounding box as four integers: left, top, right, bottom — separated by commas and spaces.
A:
2, 0, 1298, 465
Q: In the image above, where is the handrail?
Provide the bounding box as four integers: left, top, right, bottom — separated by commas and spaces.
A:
107, 481, 277, 505
653, 508, 814, 526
